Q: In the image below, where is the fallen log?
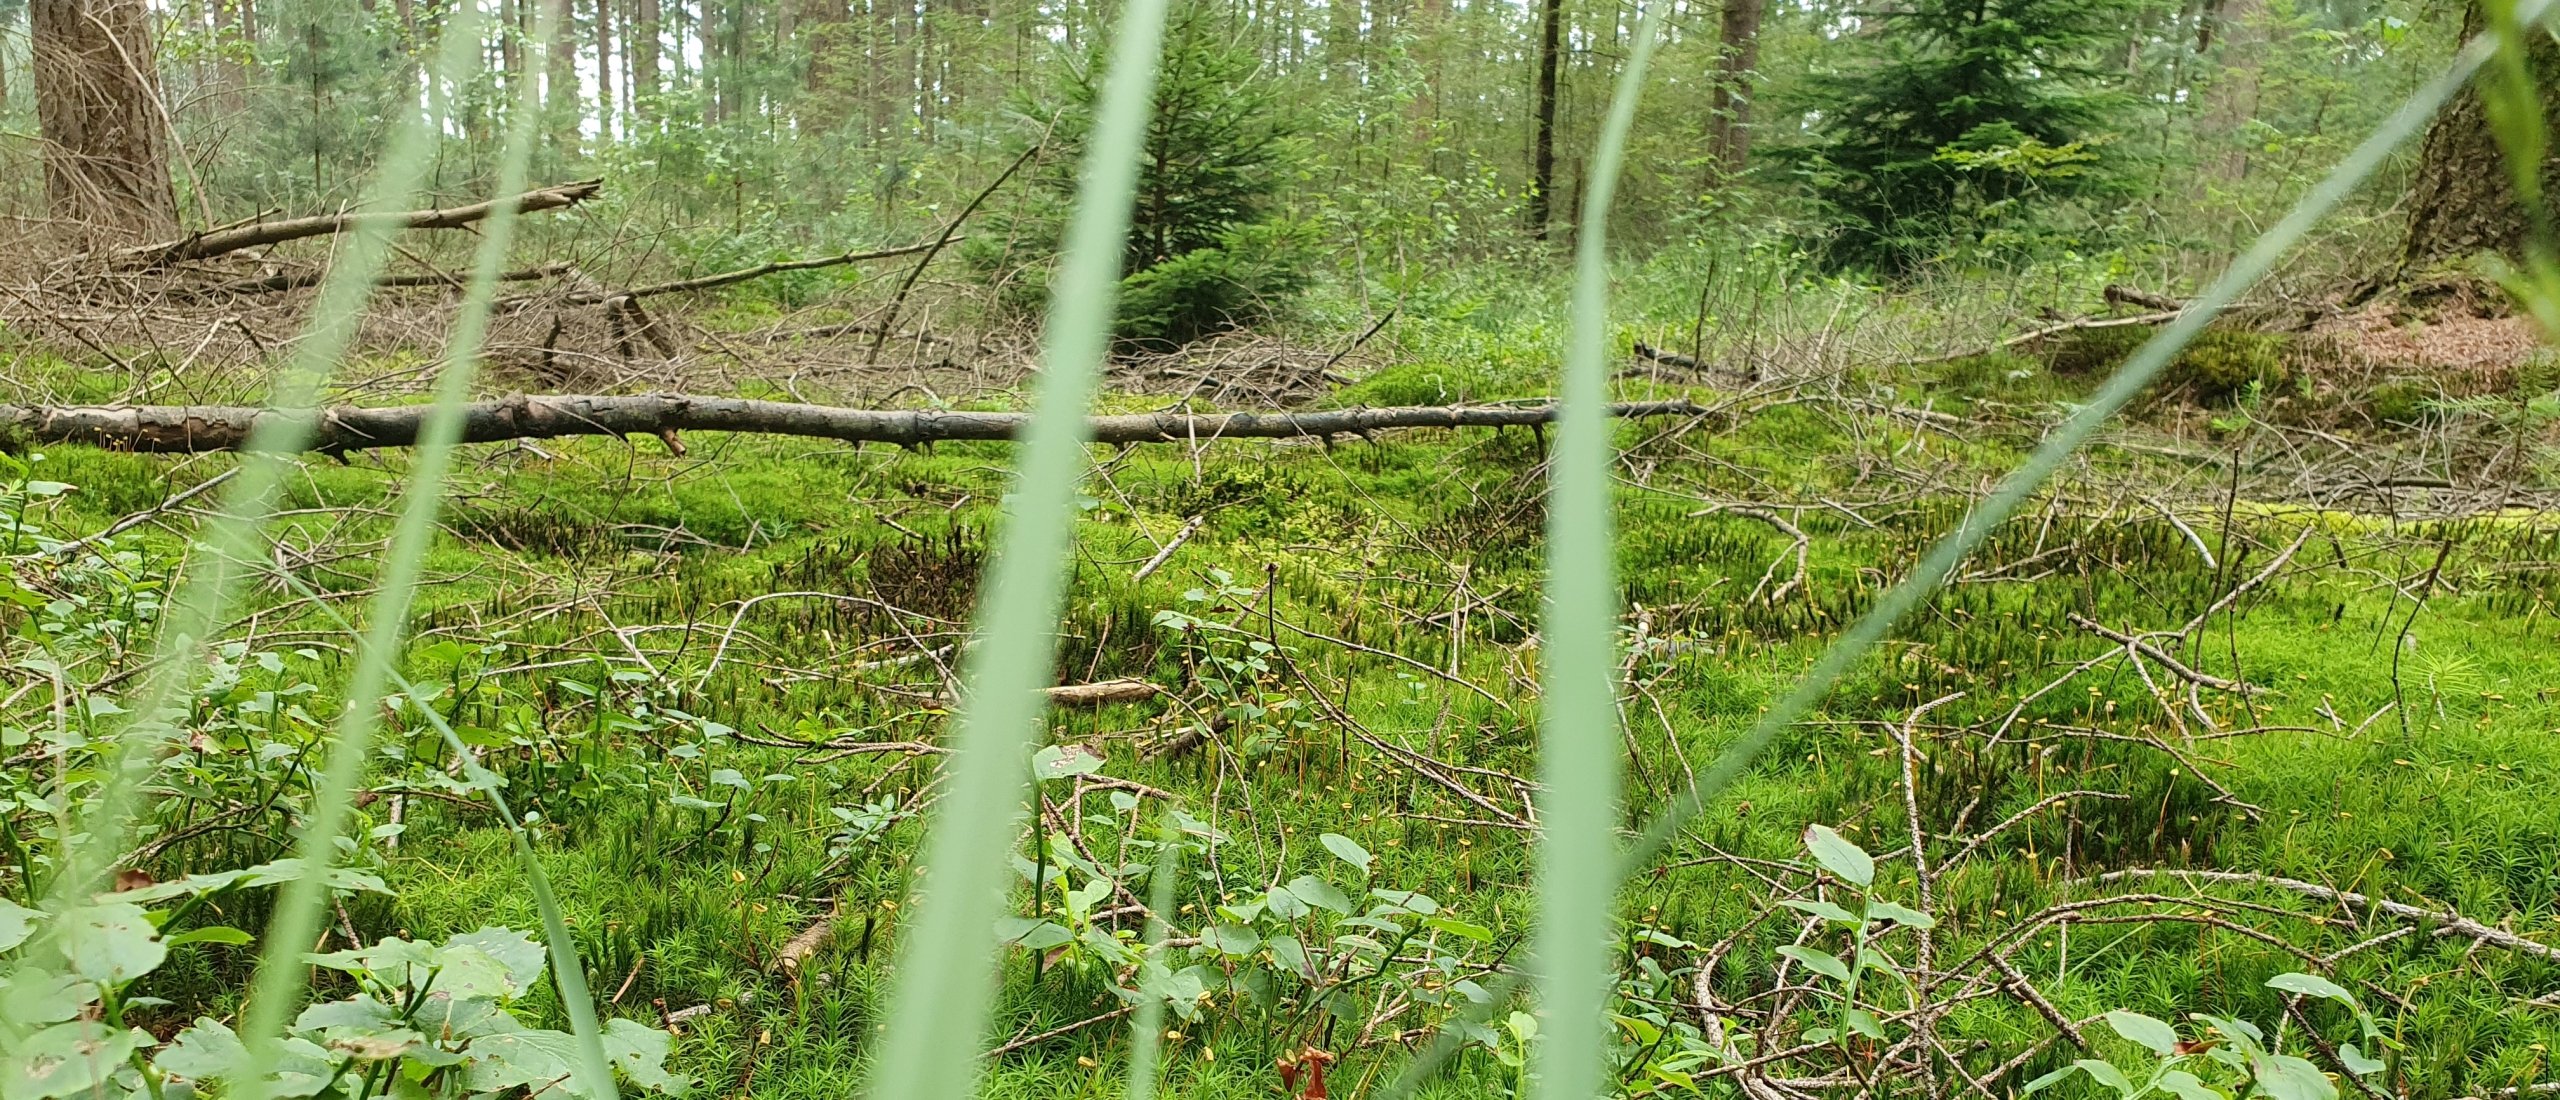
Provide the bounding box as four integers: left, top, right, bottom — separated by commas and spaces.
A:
121, 180, 603, 268
1, 395, 1707, 455
191, 261, 573, 298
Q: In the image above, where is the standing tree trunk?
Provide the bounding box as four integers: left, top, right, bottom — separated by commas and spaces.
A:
631, 0, 658, 111
1706, 0, 1763, 178
1528, 0, 1561, 239
30, 0, 177, 239
545, 0, 578, 152
2198, 0, 2268, 183
592, 0, 614, 139
2399, 0, 2560, 274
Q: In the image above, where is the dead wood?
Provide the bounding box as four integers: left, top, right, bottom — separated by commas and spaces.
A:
1044, 678, 1158, 707
193, 261, 573, 298
557, 239, 946, 305
1, 394, 1705, 455
2103, 284, 2185, 312
119, 180, 603, 268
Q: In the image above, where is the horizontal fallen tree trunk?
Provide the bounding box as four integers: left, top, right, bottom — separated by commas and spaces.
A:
1, 395, 1706, 455
124, 180, 603, 268
193, 261, 573, 298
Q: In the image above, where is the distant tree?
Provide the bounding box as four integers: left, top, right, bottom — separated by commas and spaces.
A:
1529, 0, 1562, 237
1784, 0, 2135, 273
1707, 0, 1765, 178
1001, 0, 1309, 348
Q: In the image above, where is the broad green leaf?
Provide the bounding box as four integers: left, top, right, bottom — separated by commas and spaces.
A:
1204, 924, 1259, 955
2159, 1070, 2227, 1100
1264, 883, 1309, 920
447, 928, 547, 996
163, 926, 255, 949
1424, 916, 1495, 943
2248, 1052, 2338, 1100
2106, 1010, 2182, 1057
1319, 833, 1373, 874
0, 970, 95, 1030
1864, 899, 1936, 929
1803, 825, 1875, 887
55, 902, 165, 986
4, 1020, 150, 1100
2265, 972, 2357, 1008
1285, 875, 1354, 915
156, 1019, 249, 1080
2074, 1058, 2141, 1099
991, 918, 1072, 952
1779, 899, 1859, 923
1030, 744, 1104, 781
1845, 1008, 1886, 1040
2338, 1043, 2384, 1076
1266, 934, 1313, 979
0, 898, 35, 953
600, 1019, 687, 1095
293, 996, 402, 1035
1775, 945, 1852, 984
2020, 1066, 2078, 1095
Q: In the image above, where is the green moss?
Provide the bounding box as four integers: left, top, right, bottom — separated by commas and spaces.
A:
2043, 324, 2291, 404
1332, 361, 1477, 407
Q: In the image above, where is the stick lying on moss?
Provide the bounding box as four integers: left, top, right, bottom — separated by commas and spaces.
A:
0, 395, 1706, 455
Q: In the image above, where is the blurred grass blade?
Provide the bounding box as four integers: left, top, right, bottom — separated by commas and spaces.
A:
860, 2, 1171, 1098
1379, 9, 2532, 1095
1122, 822, 1186, 1100
1529, 7, 1666, 1100
227, 2, 608, 1097
43, 0, 503, 914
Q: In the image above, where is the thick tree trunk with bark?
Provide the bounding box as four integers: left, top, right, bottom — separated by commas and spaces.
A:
30, 0, 177, 239
2399, 0, 2560, 273
1706, 0, 1763, 177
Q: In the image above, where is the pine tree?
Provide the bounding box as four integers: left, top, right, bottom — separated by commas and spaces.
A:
1787, 0, 2136, 273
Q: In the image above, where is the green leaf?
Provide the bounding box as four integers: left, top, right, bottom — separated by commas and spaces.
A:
1285, 875, 1354, 915
2338, 1043, 2384, 1076
2074, 1058, 2141, 1099
1845, 1008, 1886, 1040
4, 1020, 150, 1100
0, 898, 36, 953
1775, 945, 1852, 984
293, 996, 402, 1035
2021, 1066, 2079, 1096
2248, 1051, 2339, 1100
601, 1019, 688, 1095
2265, 972, 2357, 1008
1319, 833, 1373, 875
1863, 899, 1936, 929
1803, 824, 1874, 886
1779, 899, 1860, 923
991, 918, 1072, 952
1030, 744, 1104, 781
2158, 1070, 2227, 1100
1423, 916, 1495, 943
446, 928, 546, 996
2105, 1010, 2182, 1057
1204, 924, 1260, 955
156, 1019, 249, 1080
55, 902, 165, 986
164, 926, 255, 948
1266, 934, 1313, 978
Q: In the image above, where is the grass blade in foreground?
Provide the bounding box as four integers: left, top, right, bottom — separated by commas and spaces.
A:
35, 0, 505, 915
860, 2, 1171, 1098
1380, 7, 2540, 1094
225, 5, 614, 1096
1529, 7, 1667, 1100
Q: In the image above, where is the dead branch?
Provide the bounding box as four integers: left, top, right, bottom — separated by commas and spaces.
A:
2089, 868, 2560, 962
121, 180, 603, 267
193, 261, 572, 298
1, 395, 1704, 455
561, 239, 947, 305
1044, 679, 1158, 707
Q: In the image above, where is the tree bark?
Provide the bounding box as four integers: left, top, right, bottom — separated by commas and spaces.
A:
1706, 0, 1763, 177
119, 179, 603, 267
30, 0, 178, 239
1529, 0, 1562, 239
2399, 0, 2560, 273
631, 0, 658, 108
0, 395, 1706, 455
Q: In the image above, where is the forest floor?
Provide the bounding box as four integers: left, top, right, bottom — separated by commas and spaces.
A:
4, 271, 2559, 1099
